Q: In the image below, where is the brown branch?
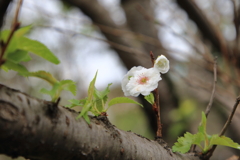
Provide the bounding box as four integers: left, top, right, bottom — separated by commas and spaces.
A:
0, 84, 201, 160
150, 51, 162, 138
205, 57, 217, 118
176, 0, 228, 56
62, 0, 151, 69
0, 0, 23, 66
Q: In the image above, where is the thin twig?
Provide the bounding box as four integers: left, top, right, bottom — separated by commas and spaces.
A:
204, 96, 240, 159
205, 57, 217, 117
0, 0, 23, 66
191, 57, 217, 152
149, 51, 162, 138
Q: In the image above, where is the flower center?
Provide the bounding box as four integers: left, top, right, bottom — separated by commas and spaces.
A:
137, 76, 149, 85
157, 60, 165, 68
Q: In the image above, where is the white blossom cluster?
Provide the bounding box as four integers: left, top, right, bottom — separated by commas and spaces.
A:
121, 55, 169, 97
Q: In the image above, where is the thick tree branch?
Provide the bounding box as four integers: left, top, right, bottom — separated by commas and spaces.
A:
176, 0, 228, 56
0, 84, 200, 160
63, 0, 151, 69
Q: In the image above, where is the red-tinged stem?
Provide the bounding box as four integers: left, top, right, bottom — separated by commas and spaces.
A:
0, 0, 23, 66
149, 51, 162, 138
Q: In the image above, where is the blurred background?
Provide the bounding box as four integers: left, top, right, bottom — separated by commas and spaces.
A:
0, 0, 240, 159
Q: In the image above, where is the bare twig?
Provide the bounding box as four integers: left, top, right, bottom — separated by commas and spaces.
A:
0, 0, 23, 66
204, 96, 240, 159
231, 0, 239, 41
190, 57, 217, 152
149, 51, 162, 138
205, 57, 217, 117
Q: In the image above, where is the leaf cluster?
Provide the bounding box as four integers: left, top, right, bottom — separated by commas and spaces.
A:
172, 112, 240, 154
0, 26, 76, 102
66, 71, 143, 123
1, 25, 59, 75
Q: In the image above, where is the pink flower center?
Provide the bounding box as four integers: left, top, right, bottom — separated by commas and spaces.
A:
137, 76, 149, 85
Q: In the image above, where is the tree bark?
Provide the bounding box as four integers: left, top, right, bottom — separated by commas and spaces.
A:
0, 84, 201, 160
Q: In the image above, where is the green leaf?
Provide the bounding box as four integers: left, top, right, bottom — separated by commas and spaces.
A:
1, 61, 29, 76
68, 99, 81, 105
144, 93, 154, 104
6, 50, 31, 63
78, 102, 92, 119
108, 97, 143, 107
17, 37, 60, 64
1, 30, 18, 55
209, 135, 240, 150
40, 87, 55, 97
58, 79, 77, 95
87, 71, 98, 101
82, 113, 90, 124
94, 83, 112, 99
172, 132, 195, 153
15, 25, 32, 37
172, 132, 205, 153
66, 98, 87, 108
198, 112, 207, 135
27, 70, 58, 85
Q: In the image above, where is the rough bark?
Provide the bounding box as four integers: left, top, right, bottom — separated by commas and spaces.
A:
0, 84, 201, 160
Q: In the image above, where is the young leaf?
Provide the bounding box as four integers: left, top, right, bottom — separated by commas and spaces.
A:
58, 79, 77, 95
1, 30, 18, 55
82, 113, 90, 124
6, 50, 31, 63
15, 25, 32, 37
2, 61, 29, 76
172, 132, 195, 153
198, 112, 207, 135
66, 98, 87, 108
87, 71, 98, 101
209, 135, 240, 150
108, 97, 143, 107
78, 102, 92, 119
17, 37, 60, 64
172, 132, 205, 153
144, 93, 154, 104
27, 70, 58, 85
94, 83, 112, 99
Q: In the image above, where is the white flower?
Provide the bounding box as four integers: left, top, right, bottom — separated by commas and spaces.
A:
121, 66, 161, 97
154, 55, 170, 74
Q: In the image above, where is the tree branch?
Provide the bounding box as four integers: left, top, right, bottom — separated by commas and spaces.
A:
0, 84, 200, 160
176, 0, 228, 56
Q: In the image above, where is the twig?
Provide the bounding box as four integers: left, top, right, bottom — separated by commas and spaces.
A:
205, 57, 217, 117
149, 51, 162, 138
0, 0, 23, 66
190, 57, 218, 152
230, 0, 239, 41
204, 96, 240, 159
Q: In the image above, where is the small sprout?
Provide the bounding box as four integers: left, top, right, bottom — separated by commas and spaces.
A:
66, 71, 142, 123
